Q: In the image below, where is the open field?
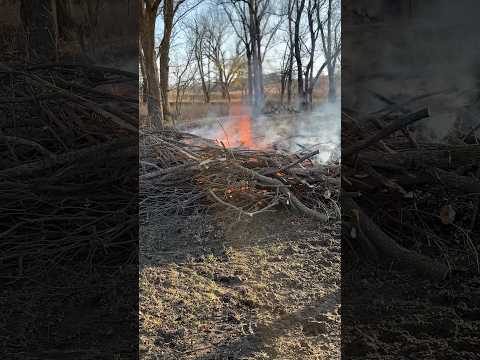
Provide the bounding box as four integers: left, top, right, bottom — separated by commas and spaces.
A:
140, 77, 340, 122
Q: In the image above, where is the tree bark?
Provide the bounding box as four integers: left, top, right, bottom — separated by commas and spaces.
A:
294, 0, 306, 108
140, 0, 163, 128
159, 0, 175, 123
246, 53, 253, 103
196, 53, 210, 103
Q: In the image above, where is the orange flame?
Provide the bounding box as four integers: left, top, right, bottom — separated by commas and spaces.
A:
218, 103, 258, 149
237, 115, 254, 148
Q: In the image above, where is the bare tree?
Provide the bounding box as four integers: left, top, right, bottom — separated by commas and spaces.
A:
158, 0, 204, 122
283, 0, 295, 105
292, 0, 306, 107
222, 1, 253, 101
221, 0, 279, 112
171, 46, 196, 121
279, 39, 292, 105
201, 11, 245, 102
187, 16, 213, 103
158, 0, 175, 122
317, 0, 340, 102
282, 0, 339, 108
139, 0, 163, 127
303, 0, 323, 108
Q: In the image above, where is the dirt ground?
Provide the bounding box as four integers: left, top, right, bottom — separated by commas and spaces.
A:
1, 265, 138, 359
342, 264, 480, 359
342, 182, 480, 359
140, 210, 340, 359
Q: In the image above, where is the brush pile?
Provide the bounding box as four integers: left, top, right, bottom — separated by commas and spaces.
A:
342, 91, 480, 280
0, 63, 137, 280
140, 128, 340, 225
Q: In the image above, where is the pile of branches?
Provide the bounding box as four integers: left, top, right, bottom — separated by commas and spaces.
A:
0, 63, 137, 281
140, 128, 340, 224
343, 91, 480, 281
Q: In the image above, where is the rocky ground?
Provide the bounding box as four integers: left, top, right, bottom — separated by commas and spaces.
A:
140, 211, 340, 360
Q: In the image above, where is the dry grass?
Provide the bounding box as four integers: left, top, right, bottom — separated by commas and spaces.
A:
140, 77, 339, 123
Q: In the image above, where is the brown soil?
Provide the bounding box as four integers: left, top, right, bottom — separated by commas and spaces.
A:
342, 264, 480, 359
1, 266, 138, 359
140, 211, 340, 359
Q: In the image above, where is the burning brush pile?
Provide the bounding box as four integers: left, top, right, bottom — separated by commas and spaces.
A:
0, 63, 137, 279
140, 128, 340, 225
342, 94, 480, 281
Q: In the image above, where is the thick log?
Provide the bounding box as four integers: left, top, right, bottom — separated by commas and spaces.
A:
393, 167, 480, 194
343, 197, 449, 281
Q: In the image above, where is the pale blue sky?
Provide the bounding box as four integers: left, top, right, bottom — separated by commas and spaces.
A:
154, 0, 333, 76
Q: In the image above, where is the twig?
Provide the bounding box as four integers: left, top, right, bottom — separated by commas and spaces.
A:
208, 188, 278, 217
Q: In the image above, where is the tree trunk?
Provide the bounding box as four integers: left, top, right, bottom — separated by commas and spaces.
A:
246, 53, 253, 104
159, 0, 174, 123
328, 65, 336, 102
287, 2, 294, 106
294, 0, 306, 109
287, 52, 293, 105
196, 54, 210, 103
248, 5, 264, 113
140, 3, 162, 128
280, 69, 286, 105
139, 45, 148, 103
294, 53, 305, 108
255, 25, 264, 109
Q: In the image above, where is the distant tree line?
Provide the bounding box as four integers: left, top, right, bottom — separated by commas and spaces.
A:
139, 0, 340, 127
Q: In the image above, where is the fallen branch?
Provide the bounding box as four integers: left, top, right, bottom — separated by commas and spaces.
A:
0, 140, 133, 179
343, 197, 449, 281
263, 149, 319, 176
343, 108, 430, 158
231, 162, 329, 222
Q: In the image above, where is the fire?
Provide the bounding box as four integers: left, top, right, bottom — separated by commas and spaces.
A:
237, 115, 254, 148
217, 103, 257, 149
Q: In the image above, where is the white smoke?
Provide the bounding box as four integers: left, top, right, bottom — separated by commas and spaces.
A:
186, 100, 341, 163
343, 1, 480, 141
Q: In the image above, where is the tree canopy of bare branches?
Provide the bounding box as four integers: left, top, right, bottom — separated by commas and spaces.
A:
139, 0, 341, 123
